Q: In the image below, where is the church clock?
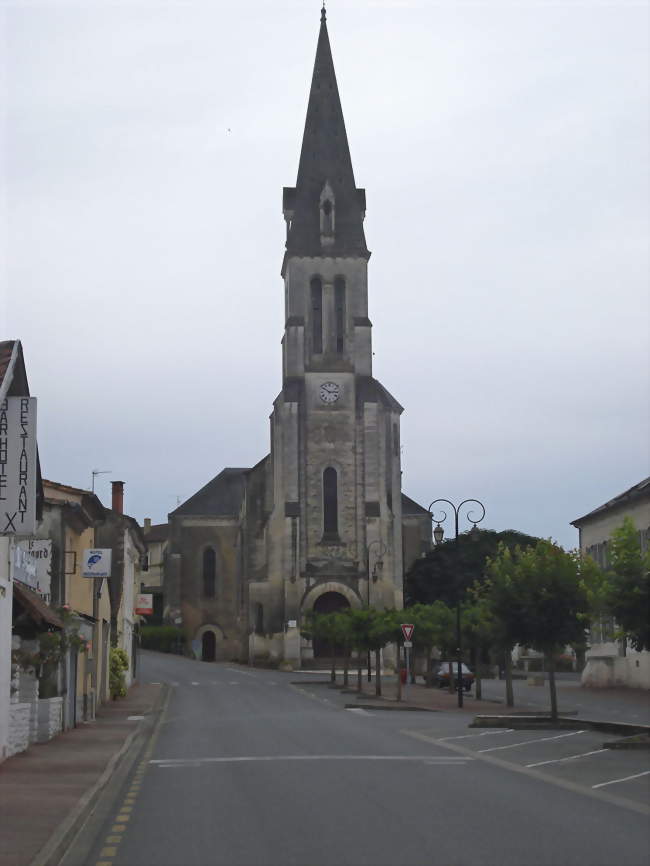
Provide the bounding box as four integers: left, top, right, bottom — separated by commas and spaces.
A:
319, 382, 340, 403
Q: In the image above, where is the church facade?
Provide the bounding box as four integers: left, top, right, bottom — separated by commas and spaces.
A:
164, 11, 431, 666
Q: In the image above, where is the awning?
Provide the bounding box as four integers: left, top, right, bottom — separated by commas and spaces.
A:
12, 582, 63, 629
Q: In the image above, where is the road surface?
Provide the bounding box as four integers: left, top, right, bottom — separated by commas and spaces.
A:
65, 651, 650, 866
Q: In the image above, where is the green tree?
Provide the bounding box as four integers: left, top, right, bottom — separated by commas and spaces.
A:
485, 540, 589, 720
366, 611, 398, 697
405, 529, 540, 608
407, 603, 455, 687
606, 517, 650, 651
461, 593, 496, 700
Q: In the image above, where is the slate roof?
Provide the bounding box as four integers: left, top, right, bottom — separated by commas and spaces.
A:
401, 494, 431, 516
171, 468, 249, 518
144, 522, 169, 543
571, 477, 650, 527
283, 8, 368, 265
0, 339, 30, 398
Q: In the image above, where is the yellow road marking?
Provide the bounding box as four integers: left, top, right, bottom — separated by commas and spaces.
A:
96, 861, 113, 866
111, 824, 126, 832
119, 805, 133, 812
106, 835, 122, 843
99, 847, 117, 857
116, 814, 130, 822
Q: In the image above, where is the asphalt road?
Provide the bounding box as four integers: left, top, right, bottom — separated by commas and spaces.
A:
75, 651, 650, 866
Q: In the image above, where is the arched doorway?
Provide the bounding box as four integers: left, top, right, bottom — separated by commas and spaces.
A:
201, 630, 216, 662
312, 591, 350, 659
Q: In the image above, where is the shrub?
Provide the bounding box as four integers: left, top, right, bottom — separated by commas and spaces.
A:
140, 625, 185, 654
110, 647, 129, 699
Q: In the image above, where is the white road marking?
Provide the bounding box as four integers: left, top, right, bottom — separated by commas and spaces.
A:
127, 715, 145, 721
229, 681, 240, 685
478, 730, 585, 753
346, 708, 371, 716
150, 754, 474, 767
150, 682, 161, 685
191, 682, 200, 686
439, 729, 514, 741
592, 770, 650, 789
226, 667, 255, 676
526, 749, 607, 768
171, 682, 179, 687
268, 681, 278, 685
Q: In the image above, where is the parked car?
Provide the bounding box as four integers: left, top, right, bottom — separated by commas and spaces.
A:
436, 661, 475, 691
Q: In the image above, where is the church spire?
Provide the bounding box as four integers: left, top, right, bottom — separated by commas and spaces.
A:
283, 8, 368, 262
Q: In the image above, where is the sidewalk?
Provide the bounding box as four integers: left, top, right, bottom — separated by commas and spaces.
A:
0, 683, 162, 866
339, 675, 497, 714
338, 673, 650, 723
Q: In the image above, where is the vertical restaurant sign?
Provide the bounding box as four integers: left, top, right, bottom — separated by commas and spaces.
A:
0, 397, 37, 535
12, 539, 52, 598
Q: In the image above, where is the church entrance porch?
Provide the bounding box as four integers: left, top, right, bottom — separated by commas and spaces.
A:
311, 591, 350, 659
201, 630, 216, 662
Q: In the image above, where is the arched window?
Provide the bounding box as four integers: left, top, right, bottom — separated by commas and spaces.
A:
203, 547, 216, 597
322, 199, 333, 234
323, 467, 338, 538
311, 277, 323, 354
334, 277, 345, 353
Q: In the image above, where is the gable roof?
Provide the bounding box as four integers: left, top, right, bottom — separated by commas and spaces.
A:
571, 477, 650, 527
402, 493, 431, 516
0, 340, 30, 399
171, 468, 249, 518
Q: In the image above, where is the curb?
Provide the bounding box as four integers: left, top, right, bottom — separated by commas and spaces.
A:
604, 736, 650, 750
470, 714, 650, 736
28, 684, 168, 866
344, 702, 438, 712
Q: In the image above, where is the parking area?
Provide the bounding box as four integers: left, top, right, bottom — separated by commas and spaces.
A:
404, 725, 650, 808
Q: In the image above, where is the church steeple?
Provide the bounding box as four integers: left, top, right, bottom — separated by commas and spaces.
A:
283, 9, 368, 266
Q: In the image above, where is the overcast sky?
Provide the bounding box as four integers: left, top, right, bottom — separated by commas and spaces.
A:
3, 0, 648, 549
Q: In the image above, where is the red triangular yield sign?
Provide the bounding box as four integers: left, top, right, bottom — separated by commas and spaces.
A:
401, 623, 414, 642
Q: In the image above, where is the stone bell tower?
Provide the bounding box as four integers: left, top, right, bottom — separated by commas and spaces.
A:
247, 8, 405, 665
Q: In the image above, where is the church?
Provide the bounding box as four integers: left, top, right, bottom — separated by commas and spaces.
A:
164, 9, 431, 666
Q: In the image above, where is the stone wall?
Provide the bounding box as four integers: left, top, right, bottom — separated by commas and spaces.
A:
37, 697, 63, 743
7, 703, 31, 757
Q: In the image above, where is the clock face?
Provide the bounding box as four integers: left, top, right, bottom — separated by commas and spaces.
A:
319, 381, 340, 404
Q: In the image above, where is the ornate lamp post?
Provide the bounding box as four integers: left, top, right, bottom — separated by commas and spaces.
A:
428, 498, 486, 708
366, 539, 386, 681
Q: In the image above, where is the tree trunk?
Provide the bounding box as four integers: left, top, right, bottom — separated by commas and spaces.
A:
475, 665, 482, 700
447, 661, 454, 694
357, 651, 363, 692
396, 644, 402, 701
330, 644, 336, 684
343, 649, 349, 688
504, 651, 514, 707
410, 648, 417, 684
425, 650, 434, 688
547, 653, 558, 722
375, 649, 382, 696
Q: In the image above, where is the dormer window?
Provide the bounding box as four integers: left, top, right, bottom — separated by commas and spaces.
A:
319, 182, 335, 244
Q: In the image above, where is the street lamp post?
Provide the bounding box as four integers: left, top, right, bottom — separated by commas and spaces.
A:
428, 498, 486, 708
366, 539, 386, 681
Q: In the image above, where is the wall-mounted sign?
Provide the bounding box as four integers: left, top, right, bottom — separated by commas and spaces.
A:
82, 549, 112, 579
135, 593, 153, 615
0, 397, 37, 535
12, 539, 52, 598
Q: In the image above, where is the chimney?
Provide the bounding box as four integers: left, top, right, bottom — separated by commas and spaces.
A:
144, 518, 151, 534
111, 480, 124, 514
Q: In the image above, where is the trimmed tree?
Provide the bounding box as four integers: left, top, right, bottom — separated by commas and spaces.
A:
485, 540, 589, 720
606, 517, 650, 652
